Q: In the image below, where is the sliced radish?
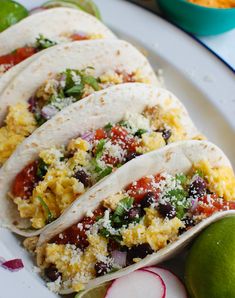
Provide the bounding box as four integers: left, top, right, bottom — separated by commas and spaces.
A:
1, 259, 24, 272
105, 269, 166, 298
144, 267, 187, 298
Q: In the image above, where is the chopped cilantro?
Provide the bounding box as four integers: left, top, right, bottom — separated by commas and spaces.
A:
35, 34, 57, 50
37, 158, 48, 179
37, 196, 54, 223
118, 120, 129, 128
97, 166, 112, 180
82, 75, 100, 91
176, 174, 189, 186
134, 129, 147, 137
95, 139, 106, 159
99, 227, 122, 242
66, 84, 84, 96
104, 122, 113, 132
113, 197, 134, 217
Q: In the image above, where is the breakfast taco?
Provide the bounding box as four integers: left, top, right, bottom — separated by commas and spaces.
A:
0, 83, 201, 236
23, 140, 235, 294
0, 39, 159, 166
0, 7, 116, 75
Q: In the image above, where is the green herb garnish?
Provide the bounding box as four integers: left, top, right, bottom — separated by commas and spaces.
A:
35, 34, 57, 50
113, 197, 134, 217
82, 75, 100, 91
37, 158, 48, 179
95, 139, 106, 159
176, 174, 188, 186
134, 129, 147, 137
37, 196, 54, 223
97, 166, 112, 180
104, 122, 113, 132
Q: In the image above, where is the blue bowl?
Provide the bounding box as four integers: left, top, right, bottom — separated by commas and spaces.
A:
157, 0, 235, 35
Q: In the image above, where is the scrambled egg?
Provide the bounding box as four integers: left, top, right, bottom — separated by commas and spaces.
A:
103, 193, 124, 210
99, 69, 149, 85
161, 108, 186, 142
140, 132, 165, 153
14, 140, 89, 229
195, 160, 235, 201
0, 103, 36, 165
121, 208, 183, 251
42, 234, 108, 292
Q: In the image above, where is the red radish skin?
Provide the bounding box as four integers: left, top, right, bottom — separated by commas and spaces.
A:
105, 269, 166, 298
144, 267, 187, 298
1, 259, 24, 272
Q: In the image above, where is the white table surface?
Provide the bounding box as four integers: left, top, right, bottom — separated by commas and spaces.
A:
130, 0, 235, 70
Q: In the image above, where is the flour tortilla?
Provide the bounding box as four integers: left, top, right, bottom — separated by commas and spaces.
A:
0, 7, 116, 92
36, 140, 234, 294
0, 39, 159, 124
0, 83, 199, 235
0, 7, 115, 57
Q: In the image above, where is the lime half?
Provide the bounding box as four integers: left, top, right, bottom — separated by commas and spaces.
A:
185, 216, 235, 298
42, 0, 101, 19
75, 283, 110, 298
0, 0, 28, 32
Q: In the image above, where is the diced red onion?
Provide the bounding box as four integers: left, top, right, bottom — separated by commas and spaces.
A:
111, 250, 127, 267
81, 131, 95, 142
1, 259, 24, 272
28, 96, 37, 113
41, 105, 58, 120
191, 198, 199, 212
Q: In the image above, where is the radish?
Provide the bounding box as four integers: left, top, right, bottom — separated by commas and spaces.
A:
105, 269, 166, 298
144, 267, 187, 298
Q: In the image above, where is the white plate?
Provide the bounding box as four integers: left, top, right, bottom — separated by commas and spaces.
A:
0, 1, 234, 297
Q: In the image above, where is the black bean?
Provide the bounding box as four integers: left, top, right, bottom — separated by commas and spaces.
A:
158, 202, 176, 219
124, 207, 143, 221
184, 216, 195, 228
179, 216, 195, 234
140, 192, 156, 209
94, 261, 111, 277
125, 151, 141, 162
161, 129, 172, 142
74, 170, 91, 187
127, 244, 154, 265
189, 176, 206, 198
44, 266, 61, 282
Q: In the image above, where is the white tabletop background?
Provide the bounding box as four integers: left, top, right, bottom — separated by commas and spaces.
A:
131, 0, 235, 70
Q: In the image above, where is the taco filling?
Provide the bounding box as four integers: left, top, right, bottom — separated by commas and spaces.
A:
0, 33, 102, 74
11, 105, 191, 229
27, 161, 235, 292
0, 68, 148, 165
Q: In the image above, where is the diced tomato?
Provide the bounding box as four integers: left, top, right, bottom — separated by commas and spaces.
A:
111, 126, 138, 151
94, 128, 107, 140
102, 154, 119, 166
70, 33, 89, 41
126, 176, 155, 202
12, 160, 39, 200
51, 207, 105, 249
194, 194, 235, 217
0, 47, 37, 71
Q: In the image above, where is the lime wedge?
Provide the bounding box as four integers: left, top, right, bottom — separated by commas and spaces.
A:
0, 0, 28, 32
75, 283, 110, 298
42, 0, 101, 19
